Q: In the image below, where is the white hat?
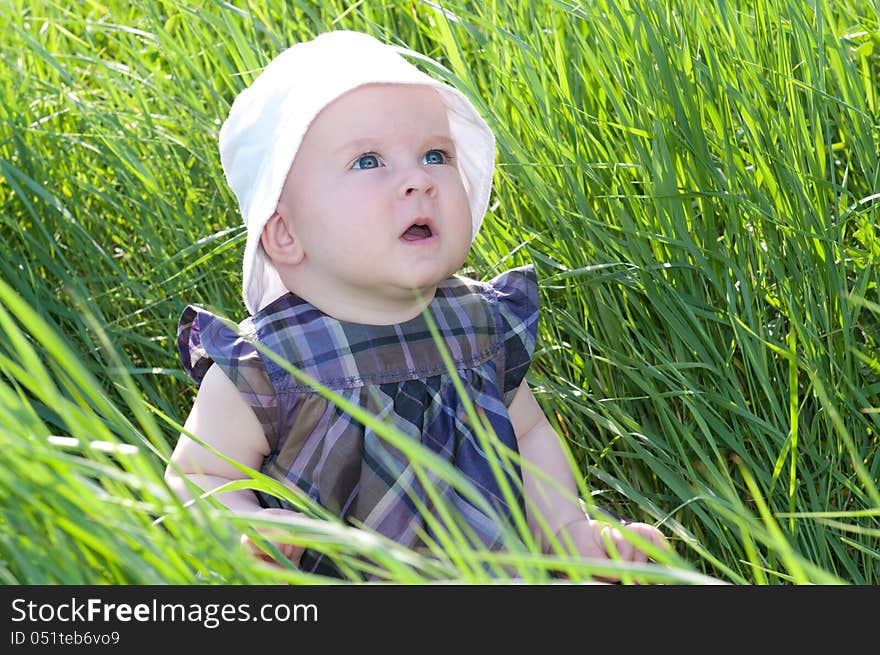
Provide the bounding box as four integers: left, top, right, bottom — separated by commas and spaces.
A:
219, 30, 496, 314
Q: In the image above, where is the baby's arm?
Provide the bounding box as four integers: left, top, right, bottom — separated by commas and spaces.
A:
507, 380, 667, 568
164, 363, 305, 566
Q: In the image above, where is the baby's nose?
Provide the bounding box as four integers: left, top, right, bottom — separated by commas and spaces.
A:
398, 167, 436, 198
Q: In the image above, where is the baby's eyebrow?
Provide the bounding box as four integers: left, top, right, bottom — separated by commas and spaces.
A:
334, 137, 378, 155
334, 135, 455, 154
425, 135, 456, 150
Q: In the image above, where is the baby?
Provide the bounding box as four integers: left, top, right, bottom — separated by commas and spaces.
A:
165, 30, 667, 579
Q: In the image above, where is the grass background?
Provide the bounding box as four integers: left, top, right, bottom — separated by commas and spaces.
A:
0, 0, 878, 584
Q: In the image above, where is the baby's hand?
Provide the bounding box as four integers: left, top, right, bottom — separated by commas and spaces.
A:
588, 518, 668, 564
554, 517, 669, 581
240, 507, 306, 569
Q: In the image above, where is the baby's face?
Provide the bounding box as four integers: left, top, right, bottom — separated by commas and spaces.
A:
274, 83, 473, 303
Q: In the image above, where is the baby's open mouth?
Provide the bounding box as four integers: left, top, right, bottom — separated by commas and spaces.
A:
401, 223, 433, 241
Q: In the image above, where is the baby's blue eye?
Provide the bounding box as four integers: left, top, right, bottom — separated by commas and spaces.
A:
353, 154, 380, 170
423, 149, 447, 165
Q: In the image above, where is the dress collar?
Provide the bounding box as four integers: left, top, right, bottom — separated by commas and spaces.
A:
250, 274, 502, 391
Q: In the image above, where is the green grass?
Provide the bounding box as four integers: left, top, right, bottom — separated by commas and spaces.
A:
0, 0, 877, 584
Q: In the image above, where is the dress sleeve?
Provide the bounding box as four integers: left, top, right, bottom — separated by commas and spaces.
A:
488, 265, 539, 406
177, 305, 281, 450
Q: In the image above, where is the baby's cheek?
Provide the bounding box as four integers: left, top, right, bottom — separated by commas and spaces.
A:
334, 239, 366, 260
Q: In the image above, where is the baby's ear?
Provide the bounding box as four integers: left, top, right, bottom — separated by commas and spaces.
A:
261, 212, 304, 265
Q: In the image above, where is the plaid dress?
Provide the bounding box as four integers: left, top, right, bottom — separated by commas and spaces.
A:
178, 265, 538, 576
